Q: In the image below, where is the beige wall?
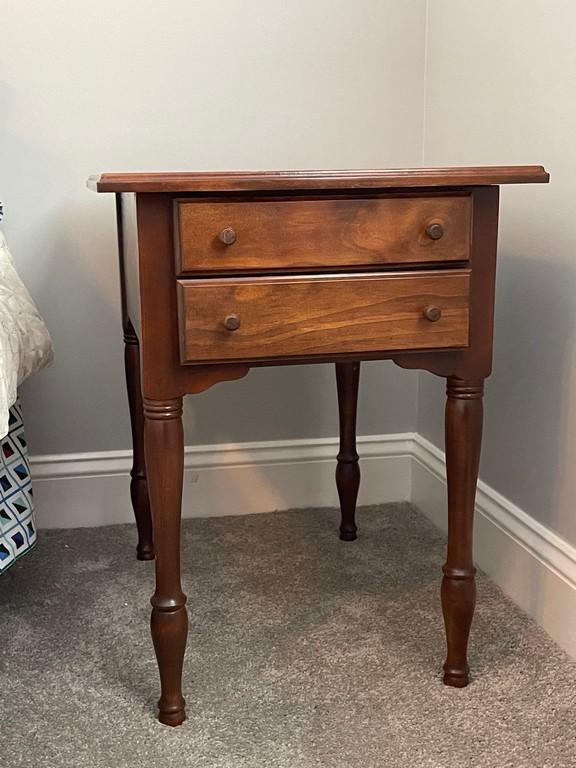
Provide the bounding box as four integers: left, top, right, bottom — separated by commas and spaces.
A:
1, 0, 426, 455
419, 0, 576, 543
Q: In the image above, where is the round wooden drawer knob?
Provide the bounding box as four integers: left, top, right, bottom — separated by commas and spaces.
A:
218, 227, 237, 245
423, 305, 442, 322
426, 222, 444, 240
224, 314, 241, 331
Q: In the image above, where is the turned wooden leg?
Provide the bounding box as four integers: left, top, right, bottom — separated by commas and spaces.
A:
124, 323, 154, 560
335, 361, 361, 541
442, 377, 483, 687
144, 397, 188, 726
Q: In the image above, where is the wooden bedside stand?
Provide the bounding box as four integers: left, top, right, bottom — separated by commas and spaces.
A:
88, 166, 549, 726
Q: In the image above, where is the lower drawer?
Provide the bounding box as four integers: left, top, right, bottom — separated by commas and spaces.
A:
177, 271, 470, 363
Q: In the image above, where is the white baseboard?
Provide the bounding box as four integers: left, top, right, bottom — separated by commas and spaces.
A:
412, 433, 576, 659
29, 431, 576, 658
30, 433, 414, 529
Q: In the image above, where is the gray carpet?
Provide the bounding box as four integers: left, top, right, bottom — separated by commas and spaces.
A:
2, 504, 576, 767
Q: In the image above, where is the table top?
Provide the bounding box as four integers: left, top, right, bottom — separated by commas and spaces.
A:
87, 166, 549, 194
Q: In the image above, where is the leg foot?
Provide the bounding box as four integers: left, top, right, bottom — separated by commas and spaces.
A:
144, 397, 188, 726
335, 362, 360, 541
132, 473, 154, 561
442, 566, 476, 687
151, 603, 188, 725
441, 377, 483, 687
125, 324, 154, 560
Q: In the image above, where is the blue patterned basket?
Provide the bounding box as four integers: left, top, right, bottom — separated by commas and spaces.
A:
0, 400, 36, 572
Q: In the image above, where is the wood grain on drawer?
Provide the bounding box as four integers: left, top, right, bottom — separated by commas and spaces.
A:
175, 196, 471, 273
177, 271, 470, 363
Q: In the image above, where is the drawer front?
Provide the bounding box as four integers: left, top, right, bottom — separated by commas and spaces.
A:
175, 196, 471, 273
177, 271, 470, 363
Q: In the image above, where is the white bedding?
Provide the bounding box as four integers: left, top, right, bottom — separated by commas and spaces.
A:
0, 230, 53, 439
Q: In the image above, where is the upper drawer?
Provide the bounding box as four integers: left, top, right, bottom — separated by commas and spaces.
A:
175, 195, 471, 274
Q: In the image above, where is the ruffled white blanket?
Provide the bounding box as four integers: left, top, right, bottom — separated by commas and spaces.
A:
0, 230, 53, 439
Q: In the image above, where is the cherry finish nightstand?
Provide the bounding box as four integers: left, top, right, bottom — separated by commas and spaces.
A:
89, 166, 549, 726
